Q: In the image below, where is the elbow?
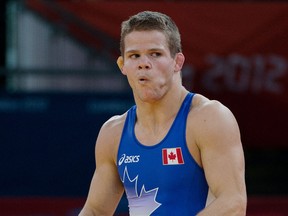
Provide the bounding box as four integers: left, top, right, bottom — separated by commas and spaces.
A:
232, 194, 247, 216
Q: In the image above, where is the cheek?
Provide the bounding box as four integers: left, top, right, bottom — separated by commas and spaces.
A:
122, 60, 135, 75
159, 64, 175, 79
122, 68, 136, 87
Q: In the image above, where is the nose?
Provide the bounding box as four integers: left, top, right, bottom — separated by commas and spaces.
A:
138, 56, 151, 70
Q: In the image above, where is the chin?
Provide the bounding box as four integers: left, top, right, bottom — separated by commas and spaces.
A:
134, 85, 167, 102
139, 92, 164, 103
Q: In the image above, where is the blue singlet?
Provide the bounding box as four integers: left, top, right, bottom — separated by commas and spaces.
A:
117, 93, 209, 216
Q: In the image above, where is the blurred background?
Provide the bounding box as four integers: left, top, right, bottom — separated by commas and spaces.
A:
0, 0, 287, 215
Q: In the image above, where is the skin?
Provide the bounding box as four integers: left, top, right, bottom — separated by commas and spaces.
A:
79, 30, 247, 216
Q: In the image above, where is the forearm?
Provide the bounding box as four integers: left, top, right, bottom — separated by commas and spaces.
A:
197, 195, 247, 216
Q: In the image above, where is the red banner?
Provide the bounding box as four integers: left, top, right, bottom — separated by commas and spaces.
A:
26, 1, 288, 148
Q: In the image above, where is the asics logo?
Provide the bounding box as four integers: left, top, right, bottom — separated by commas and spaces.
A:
118, 154, 140, 166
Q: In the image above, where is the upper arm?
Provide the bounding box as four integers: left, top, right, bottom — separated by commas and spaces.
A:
79, 116, 125, 216
195, 100, 246, 205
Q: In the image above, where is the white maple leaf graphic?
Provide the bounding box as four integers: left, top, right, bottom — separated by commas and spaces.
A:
122, 166, 161, 215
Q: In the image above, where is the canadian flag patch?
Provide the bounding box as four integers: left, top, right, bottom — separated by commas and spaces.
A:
162, 147, 184, 165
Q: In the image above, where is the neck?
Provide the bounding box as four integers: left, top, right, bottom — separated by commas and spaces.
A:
134, 86, 188, 146
135, 86, 188, 127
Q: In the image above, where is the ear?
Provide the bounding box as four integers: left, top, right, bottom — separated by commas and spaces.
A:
174, 53, 185, 72
117, 56, 124, 71
117, 56, 127, 75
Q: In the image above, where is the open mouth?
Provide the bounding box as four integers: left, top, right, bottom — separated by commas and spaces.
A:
138, 76, 148, 83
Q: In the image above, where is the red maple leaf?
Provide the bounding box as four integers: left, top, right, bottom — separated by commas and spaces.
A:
168, 151, 177, 161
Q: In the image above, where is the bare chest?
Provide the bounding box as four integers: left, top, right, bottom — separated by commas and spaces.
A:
134, 122, 171, 146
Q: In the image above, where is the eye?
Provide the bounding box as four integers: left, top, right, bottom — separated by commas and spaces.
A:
151, 52, 161, 57
129, 54, 140, 59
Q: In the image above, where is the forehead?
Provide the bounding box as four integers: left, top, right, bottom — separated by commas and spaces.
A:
124, 30, 169, 52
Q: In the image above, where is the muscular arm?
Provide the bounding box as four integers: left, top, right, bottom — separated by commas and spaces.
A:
79, 116, 125, 216
194, 100, 247, 215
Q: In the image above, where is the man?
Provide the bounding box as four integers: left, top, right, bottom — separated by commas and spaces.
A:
79, 11, 246, 215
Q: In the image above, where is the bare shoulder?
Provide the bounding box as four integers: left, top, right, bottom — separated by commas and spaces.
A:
191, 94, 236, 119
102, 113, 127, 134
189, 94, 241, 148
95, 113, 127, 163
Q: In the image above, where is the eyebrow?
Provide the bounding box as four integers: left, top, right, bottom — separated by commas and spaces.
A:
125, 50, 138, 55
125, 48, 165, 55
